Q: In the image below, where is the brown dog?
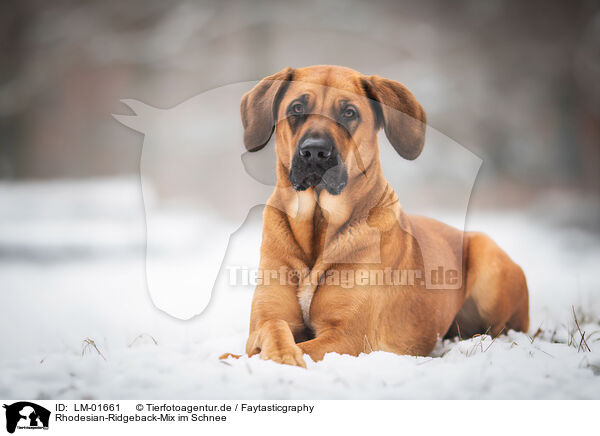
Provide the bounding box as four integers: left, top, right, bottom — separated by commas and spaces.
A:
237, 65, 529, 367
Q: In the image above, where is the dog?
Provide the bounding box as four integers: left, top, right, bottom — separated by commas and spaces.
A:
235, 65, 529, 367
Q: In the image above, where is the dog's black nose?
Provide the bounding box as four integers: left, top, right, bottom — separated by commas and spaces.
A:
298, 136, 333, 162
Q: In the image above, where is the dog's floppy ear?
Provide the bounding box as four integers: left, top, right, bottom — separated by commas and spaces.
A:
241, 67, 294, 152
362, 75, 426, 160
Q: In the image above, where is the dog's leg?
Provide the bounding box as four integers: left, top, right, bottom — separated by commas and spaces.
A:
245, 284, 308, 367
247, 319, 306, 368
453, 232, 529, 337
297, 330, 362, 362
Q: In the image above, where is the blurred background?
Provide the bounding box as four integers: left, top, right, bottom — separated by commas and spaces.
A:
1, 0, 600, 398
1, 0, 599, 219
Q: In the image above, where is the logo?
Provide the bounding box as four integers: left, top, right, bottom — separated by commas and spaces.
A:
113, 82, 481, 320
3, 402, 50, 433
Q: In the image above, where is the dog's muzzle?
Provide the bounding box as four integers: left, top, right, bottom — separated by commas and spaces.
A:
289, 133, 348, 195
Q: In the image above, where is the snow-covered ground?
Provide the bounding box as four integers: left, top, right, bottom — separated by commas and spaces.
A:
1, 178, 599, 399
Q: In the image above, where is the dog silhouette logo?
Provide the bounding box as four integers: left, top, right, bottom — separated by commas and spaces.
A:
114, 81, 481, 320
3, 402, 50, 433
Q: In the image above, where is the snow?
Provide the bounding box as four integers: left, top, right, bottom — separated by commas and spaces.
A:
1, 178, 599, 399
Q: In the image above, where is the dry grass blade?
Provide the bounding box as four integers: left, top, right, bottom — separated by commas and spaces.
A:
572, 306, 591, 352
82, 338, 107, 361
586, 330, 600, 343
467, 327, 493, 357
533, 344, 555, 358
529, 324, 543, 344
455, 320, 462, 341
484, 326, 505, 352
467, 335, 483, 357
128, 333, 158, 348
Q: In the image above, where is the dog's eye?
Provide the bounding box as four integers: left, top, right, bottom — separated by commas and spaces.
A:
290, 102, 305, 115
343, 106, 357, 119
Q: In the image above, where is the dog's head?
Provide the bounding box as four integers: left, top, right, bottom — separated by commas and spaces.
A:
241, 65, 426, 196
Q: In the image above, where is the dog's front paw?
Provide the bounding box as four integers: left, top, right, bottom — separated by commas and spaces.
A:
260, 344, 306, 368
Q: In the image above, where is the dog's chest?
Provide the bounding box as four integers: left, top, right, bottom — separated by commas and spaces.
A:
297, 282, 318, 326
